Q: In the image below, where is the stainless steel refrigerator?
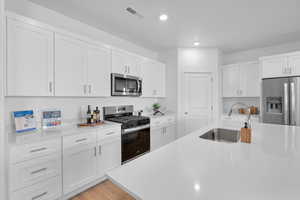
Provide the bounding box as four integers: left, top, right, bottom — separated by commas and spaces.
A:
262, 77, 300, 125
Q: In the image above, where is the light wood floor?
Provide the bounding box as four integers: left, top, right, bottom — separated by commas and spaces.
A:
70, 180, 135, 200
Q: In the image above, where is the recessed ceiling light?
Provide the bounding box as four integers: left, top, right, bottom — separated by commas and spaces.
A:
159, 14, 168, 21
194, 42, 200, 46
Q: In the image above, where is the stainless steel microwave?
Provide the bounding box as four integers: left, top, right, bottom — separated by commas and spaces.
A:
111, 73, 142, 96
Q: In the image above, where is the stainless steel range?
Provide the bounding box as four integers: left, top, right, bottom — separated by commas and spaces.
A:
103, 105, 150, 163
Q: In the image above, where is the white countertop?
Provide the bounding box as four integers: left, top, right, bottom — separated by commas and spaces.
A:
108, 121, 300, 200
9, 121, 121, 146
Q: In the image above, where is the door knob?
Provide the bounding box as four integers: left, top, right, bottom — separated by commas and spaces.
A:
184, 112, 188, 115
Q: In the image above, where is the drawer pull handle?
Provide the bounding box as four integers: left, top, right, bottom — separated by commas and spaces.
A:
75, 138, 87, 143
32, 192, 48, 200
106, 132, 115, 136
30, 147, 47, 153
31, 168, 47, 175
99, 145, 102, 155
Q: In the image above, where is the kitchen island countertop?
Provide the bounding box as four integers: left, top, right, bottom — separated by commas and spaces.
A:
107, 121, 300, 200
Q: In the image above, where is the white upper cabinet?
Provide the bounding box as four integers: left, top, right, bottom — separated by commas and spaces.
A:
222, 65, 240, 97
288, 54, 300, 76
261, 52, 300, 78
222, 62, 259, 97
240, 62, 260, 97
6, 18, 54, 96
55, 33, 87, 96
112, 50, 141, 77
261, 56, 287, 78
141, 59, 166, 97
55, 33, 111, 97
86, 44, 111, 97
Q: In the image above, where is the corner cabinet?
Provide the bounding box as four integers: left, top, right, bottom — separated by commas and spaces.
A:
222, 62, 260, 97
6, 18, 54, 96
141, 59, 166, 98
55, 33, 111, 97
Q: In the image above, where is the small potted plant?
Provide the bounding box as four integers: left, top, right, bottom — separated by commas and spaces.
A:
152, 103, 164, 116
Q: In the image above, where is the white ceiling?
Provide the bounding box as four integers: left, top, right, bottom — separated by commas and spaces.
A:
29, 0, 300, 53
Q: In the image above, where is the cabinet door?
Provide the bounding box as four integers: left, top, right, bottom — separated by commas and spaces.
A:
86, 44, 111, 97
112, 50, 140, 76
288, 54, 300, 76
63, 145, 97, 194
222, 65, 240, 97
155, 62, 166, 97
111, 50, 127, 74
97, 137, 121, 178
141, 60, 156, 97
240, 62, 260, 97
6, 18, 54, 96
55, 34, 87, 96
261, 56, 287, 78
150, 128, 164, 151
141, 60, 166, 97
127, 55, 141, 77
164, 125, 176, 145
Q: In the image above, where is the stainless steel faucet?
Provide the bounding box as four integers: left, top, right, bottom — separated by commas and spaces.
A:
228, 102, 252, 127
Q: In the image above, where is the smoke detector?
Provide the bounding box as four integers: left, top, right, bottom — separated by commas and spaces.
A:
126, 7, 144, 19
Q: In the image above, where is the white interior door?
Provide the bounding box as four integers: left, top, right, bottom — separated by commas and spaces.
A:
183, 73, 213, 135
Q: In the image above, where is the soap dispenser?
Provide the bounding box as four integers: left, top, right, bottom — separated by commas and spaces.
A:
241, 122, 252, 143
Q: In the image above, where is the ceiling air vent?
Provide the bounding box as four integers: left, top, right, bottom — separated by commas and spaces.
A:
126, 7, 144, 19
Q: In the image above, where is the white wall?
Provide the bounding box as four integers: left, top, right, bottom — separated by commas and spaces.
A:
5, 0, 157, 60
177, 48, 220, 137
223, 41, 300, 64
0, 0, 5, 198
158, 50, 178, 114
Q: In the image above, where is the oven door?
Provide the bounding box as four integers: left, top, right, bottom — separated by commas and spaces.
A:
111, 73, 142, 96
121, 125, 150, 163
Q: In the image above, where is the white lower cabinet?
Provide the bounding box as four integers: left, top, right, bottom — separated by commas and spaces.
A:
9, 125, 122, 200
9, 138, 62, 200
150, 115, 176, 151
62, 127, 121, 196
10, 176, 61, 200
10, 154, 61, 191
97, 136, 121, 178
63, 143, 98, 194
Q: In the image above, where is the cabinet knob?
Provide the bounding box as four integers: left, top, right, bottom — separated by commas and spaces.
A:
184, 112, 188, 115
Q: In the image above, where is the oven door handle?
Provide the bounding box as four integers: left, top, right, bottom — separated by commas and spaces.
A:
123, 124, 150, 134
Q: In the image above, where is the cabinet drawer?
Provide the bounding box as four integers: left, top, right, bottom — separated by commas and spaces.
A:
150, 118, 165, 127
166, 116, 176, 124
151, 115, 176, 128
10, 138, 61, 164
97, 127, 121, 141
63, 131, 97, 149
10, 176, 61, 200
10, 154, 61, 191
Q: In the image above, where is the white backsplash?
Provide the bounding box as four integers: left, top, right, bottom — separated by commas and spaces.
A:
222, 97, 260, 115
5, 97, 167, 132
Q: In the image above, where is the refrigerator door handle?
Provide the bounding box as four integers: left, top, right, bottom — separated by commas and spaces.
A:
290, 82, 296, 125
283, 82, 290, 125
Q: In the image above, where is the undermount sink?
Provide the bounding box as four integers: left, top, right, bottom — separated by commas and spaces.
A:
199, 128, 240, 143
